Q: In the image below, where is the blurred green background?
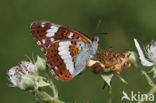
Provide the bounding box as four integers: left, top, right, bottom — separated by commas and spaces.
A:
1, 0, 156, 103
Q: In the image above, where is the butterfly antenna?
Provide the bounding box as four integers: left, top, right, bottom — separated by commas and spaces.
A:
93, 19, 102, 35
95, 32, 110, 35
93, 20, 110, 36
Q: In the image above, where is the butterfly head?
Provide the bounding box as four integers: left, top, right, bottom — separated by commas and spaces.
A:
90, 34, 99, 58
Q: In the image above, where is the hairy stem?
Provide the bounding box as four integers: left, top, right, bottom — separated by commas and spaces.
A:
134, 64, 156, 103
137, 86, 156, 103
108, 87, 112, 103
134, 64, 155, 87
34, 89, 63, 103
48, 77, 58, 98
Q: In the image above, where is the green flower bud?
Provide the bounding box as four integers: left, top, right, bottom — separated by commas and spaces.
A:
18, 75, 35, 90
35, 56, 46, 71
128, 51, 138, 64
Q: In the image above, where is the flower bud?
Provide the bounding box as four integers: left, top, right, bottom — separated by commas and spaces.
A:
128, 51, 138, 64
18, 75, 35, 90
8, 61, 38, 90
35, 56, 46, 71
145, 39, 156, 64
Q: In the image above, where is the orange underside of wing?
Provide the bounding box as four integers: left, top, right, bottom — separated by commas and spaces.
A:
46, 42, 72, 81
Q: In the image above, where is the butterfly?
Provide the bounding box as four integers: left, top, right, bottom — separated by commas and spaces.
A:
31, 21, 99, 81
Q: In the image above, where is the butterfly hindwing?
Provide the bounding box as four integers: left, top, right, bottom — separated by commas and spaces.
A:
46, 40, 90, 81
46, 41, 72, 81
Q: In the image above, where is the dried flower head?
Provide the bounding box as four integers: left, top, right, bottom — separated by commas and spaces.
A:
134, 38, 156, 66
88, 49, 131, 74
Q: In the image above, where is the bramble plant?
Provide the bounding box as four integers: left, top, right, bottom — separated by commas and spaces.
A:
8, 38, 156, 103
134, 38, 156, 103
8, 57, 64, 103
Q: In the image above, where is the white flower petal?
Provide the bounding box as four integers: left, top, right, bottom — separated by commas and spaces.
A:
8, 66, 19, 86
19, 61, 38, 75
146, 40, 156, 64
134, 38, 154, 66
8, 61, 38, 88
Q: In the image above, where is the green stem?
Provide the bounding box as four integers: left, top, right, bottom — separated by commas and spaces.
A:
134, 63, 156, 103
34, 89, 63, 103
45, 69, 60, 99
108, 87, 112, 103
48, 77, 58, 98
134, 64, 156, 87
32, 69, 63, 103
137, 86, 156, 103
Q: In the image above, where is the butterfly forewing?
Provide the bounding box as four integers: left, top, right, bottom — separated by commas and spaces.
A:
31, 21, 91, 53
31, 22, 53, 53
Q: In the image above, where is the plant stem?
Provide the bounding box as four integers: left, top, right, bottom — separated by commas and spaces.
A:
134, 64, 155, 87
45, 70, 59, 98
108, 87, 112, 103
34, 89, 63, 103
48, 76, 58, 98
137, 86, 156, 103
33, 69, 64, 103
134, 64, 156, 103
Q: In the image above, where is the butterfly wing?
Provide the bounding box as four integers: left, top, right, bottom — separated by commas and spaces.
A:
31, 21, 91, 53
46, 40, 90, 81
31, 21, 95, 81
